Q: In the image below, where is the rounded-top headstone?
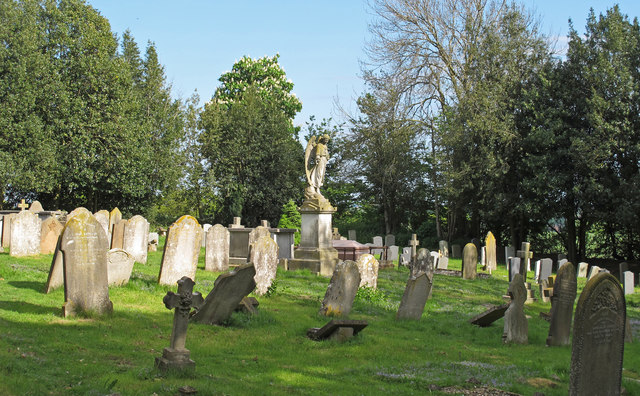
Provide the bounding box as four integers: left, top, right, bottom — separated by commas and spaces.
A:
356, 254, 379, 289
205, 224, 230, 272
546, 261, 577, 346
10, 211, 41, 257
158, 215, 202, 286
251, 235, 279, 296
28, 200, 44, 212
462, 243, 478, 280
123, 215, 149, 264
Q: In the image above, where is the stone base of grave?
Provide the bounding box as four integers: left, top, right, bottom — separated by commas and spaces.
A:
288, 203, 339, 277
155, 347, 196, 373
288, 247, 339, 276
524, 282, 537, 304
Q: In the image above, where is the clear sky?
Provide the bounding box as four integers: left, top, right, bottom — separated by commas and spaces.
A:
86, 0, 640, 128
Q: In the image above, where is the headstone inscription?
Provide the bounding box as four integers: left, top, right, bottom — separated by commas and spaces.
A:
155, 276, 204, 374
107, 248, 135, 286
122, 215, 149, 264
319, 260, 360, 317
251, 235, 279, 296
190, 264, 256, 325
205, 224, 229, 272
158, 215, 202, 286
462, 243, 477, 280
577, 262, 589, 278
503, 273, 528, 344
10, 210, 41, 257
61, 210, 113, 317
623, 271, 634, 295
546, 262, 577, 347
438, 240, 449, 257
485, 231, 496, 272
356, 254, 379, 289
40, 217, 62, 255
569, 273, 626, 396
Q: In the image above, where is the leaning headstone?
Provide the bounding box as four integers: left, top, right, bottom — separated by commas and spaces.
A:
623, 271, 635, 295
93, 210, 110, 241
191, 264, 256, 325
503, 273, 527, 344
569, 273, 626, 396
10, 211, 41, 257
485, 232, 496, 272
307, 319, 368, 342
355, 254, 379, 289
577, 262, 589, 278
451, 244, 461, 259
251, 235, 279, 296
205, 224, 229, 272
155, 276, 204, 374
28, 200, 44, 212
538, 258, 553, 285
508, 257, 521, 282
438, 240, 449, 257
348, 229, 356, 241
384, 234, 395, 247
411, 248, 433, 279
110, 219, 127, 250
158, 215, 203, 286
40, 217, 63, 254
319, 260, 361, 317
469, 303, 510, 327
61, 210, 113, 317
107, 248, 135, 286
123, 215, 149, 264
546, 262, 577, 347
396, 272, 430, 320
462, 243, 477, 280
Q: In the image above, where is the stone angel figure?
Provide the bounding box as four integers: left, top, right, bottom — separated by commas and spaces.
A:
304, 134, 330, 201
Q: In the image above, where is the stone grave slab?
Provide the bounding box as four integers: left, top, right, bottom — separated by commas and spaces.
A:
205, 224, 229, 272
356, 254, 379, 289
503, 273, 528, 344
462, 243, 477, 280
469, 303, 510, 327
319, 260, 360, 317
623, 271, 634, 295
40, 217, 63, 255
546, 262, 577, 347
123, 215, 149, 264
158, 215, 202, 286
396, 272, 430, 320
251, 235, 279, 296
307, 319, 368, 342
107, 248, 135, 286
577, 262, 588, 278
10, 211, 41, 257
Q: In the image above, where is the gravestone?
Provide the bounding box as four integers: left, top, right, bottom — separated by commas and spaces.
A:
319, 260, 360, 317
61, 210, 113, 317
508, 257, 521, 282
462, 243, 477, 280
587, 265, 602, 280
123, 215, 149, 264
10, 210, 41, 257
438, 240, 449, 257
205, 224, 229, 272
251, 235, 279, 296
396, 273, 430, 320
538, 258, 553, 285
516, 242, 533, 279
619, 262, 629, 280
623, 271, 634, 295
505, 246, 515, 261
437, 256, 449, 270
191, 264, 256, 325
110, 219, 127, 250
371, 236, 383, 256
201, 223, 212, 248
158, 215, 202, 286
485, 232, 496, 272
93, 210, 110, 241
155, 276, 204, 374
40, 217, 63, 254
408, 234, 419, 262
307, 320, 368, 342
107, 248, 135, 286
109, 207, 122, 239
28, 200, 44, 212
229, 216, 244, 228
400, 247, 411, 267
1, 213, 15, 248
387, 245, 399, 262
355, 254, 379, 289
385, 234, 395, 247
248, 226, 271, 261
546, 262, 577, 346
430, 251, 440, 269
503, 273, 528, 344
470, 303, 510, 327
411, 248, 433, 279
577, 262, 589, 278
451, 244, 461, 259
480, 246, 486, 269
558, 258, 568, 269
348, 229, 356, 241
569, 273, 626, 396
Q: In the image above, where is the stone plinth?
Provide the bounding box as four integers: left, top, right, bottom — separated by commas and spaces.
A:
288, 203, 338, 276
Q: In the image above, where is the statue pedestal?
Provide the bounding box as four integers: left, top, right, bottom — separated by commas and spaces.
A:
288, 200, 338, 276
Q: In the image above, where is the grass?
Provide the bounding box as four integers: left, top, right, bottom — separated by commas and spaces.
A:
0, 242, 638, 395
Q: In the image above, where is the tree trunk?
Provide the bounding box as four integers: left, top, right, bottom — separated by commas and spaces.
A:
565, 209, 577, 265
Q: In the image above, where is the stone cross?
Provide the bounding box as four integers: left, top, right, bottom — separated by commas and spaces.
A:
261, 220, 269, 228
516, 242, 533, 279
18, 199, 28, 211
409, 234, 420, 260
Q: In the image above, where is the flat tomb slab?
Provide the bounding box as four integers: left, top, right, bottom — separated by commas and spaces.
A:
307, 319, 368, 341
469, 303, 509, 327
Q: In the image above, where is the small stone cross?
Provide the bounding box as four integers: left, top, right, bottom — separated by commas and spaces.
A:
409, 234, 420, 260
162, 276, 204, 352
516, 242, 533, 280
261, 220, 269, 228
18, 199, 29, 211
233, 217, 242, 226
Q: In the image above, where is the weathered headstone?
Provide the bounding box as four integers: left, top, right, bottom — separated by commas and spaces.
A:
1, 213, 15, 248
251, 235, 279, 296
462, 243, 477, 280
155, 276, 204, 373
385, 234, 395, 247
623, 271, 635, 295
538, 258, 553, 285
158, 215, 203, 286
123, 215, 149, 264
546, 262, 577, 346
411, 248, 433, 279
248, 226, 270, 261
148, 232, 159, 252
577, 262, 589, 278
451, 244, 461, 259
10, 211, 41, 257
319, 260, 361, 317
108, 207, 122, 239
569, 273, 626, 396
348, 229, 356, 241
396, 272, 430, 320
516, 242, 533, 279
485, 232, 496, 272
587, 265, 602, 280
437, 240, 447, 257
201, 223, 212, 248
508, 257, 521, 282
437, 256, 449, 270
93, 210, 110, 241
110, 219, 127, 250
40, 217, 63, 254
204, 224, 229, 272
28, 200, 44, 212
107, 248, 135, 286
387, 245, 399, 262
191, 264, 256, 325
503, 273, 528, 344
61, 210, 113, 317
355, 254, 379, 289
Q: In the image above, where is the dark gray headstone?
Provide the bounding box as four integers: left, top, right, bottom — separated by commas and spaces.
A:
384, 234, 395, 247
546, 262, 577, 347
508, 257, 521, 282
570, 273, 626, 396
451, 244, 461, 259
319, 260, 360, 317
190, 264, 256, 325
503, 273, 527, 344
619, 262, 629, 281
538, 258, 553, 285
396, 273, 430, 320
462, 243, 477, 280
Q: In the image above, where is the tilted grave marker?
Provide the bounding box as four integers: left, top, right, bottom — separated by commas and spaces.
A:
319, 260, 360, 317
503, 273, 528, 344
546, 262, 577, 347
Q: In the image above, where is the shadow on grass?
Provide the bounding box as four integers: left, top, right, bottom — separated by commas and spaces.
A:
0, 300, 59, 315
8, 280, 44, 292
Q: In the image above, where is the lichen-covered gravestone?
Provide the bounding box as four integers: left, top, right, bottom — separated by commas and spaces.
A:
205, 224, 229, 272
190, 264, 256, 325
546, 262, 577, 346
158, 215, 202, 286
10, 211, 41, 257
251, 235, 279, 296
107, 248, 135, 286
410, 249, 433, 291
122, 215, 149, 264
485, 231, 496, 272
577, 262, 589, 278
438, 240, 449, 257
319, 260, 361, 317
503, 273, 527, 344
108, 207, 122, 239
355, 254, 379, 289
397, 249, 433, 320
462, 243, 477, 280
570, 272, 626, 396
61, 210, 113, 317
2, 213, 15, 248
40, 217, 63, 254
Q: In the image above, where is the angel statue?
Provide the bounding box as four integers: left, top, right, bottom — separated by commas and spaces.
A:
304, 134, 330, 201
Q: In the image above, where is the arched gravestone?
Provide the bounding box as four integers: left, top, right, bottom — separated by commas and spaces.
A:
319, 260, 361, 317
40, 217, 63, 254
93, 210, 110, 241
61, 210, 113, 317
248, 225, 271, 262
546, 262, 577, 346
462, 243, 478, 280
503, 273, 528, 344
356, 254, 379, 289
107, 248, 135, 286
485, 231, 497, 272
570, 272, 626, 396
158, 215, 202, 285
123, 215, 149, 264
10, 210, 41, 257
108, 207, 122, 239
251, 235, 279, 296
205, 224, 229, 272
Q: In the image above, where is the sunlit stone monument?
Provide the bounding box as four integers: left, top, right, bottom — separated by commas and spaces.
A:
288, 135, 339, 276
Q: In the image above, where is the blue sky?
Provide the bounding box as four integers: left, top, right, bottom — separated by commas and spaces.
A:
86, 1, 640, 128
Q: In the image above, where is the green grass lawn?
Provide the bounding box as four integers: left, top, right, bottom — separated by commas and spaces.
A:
0, 243, 638, 395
